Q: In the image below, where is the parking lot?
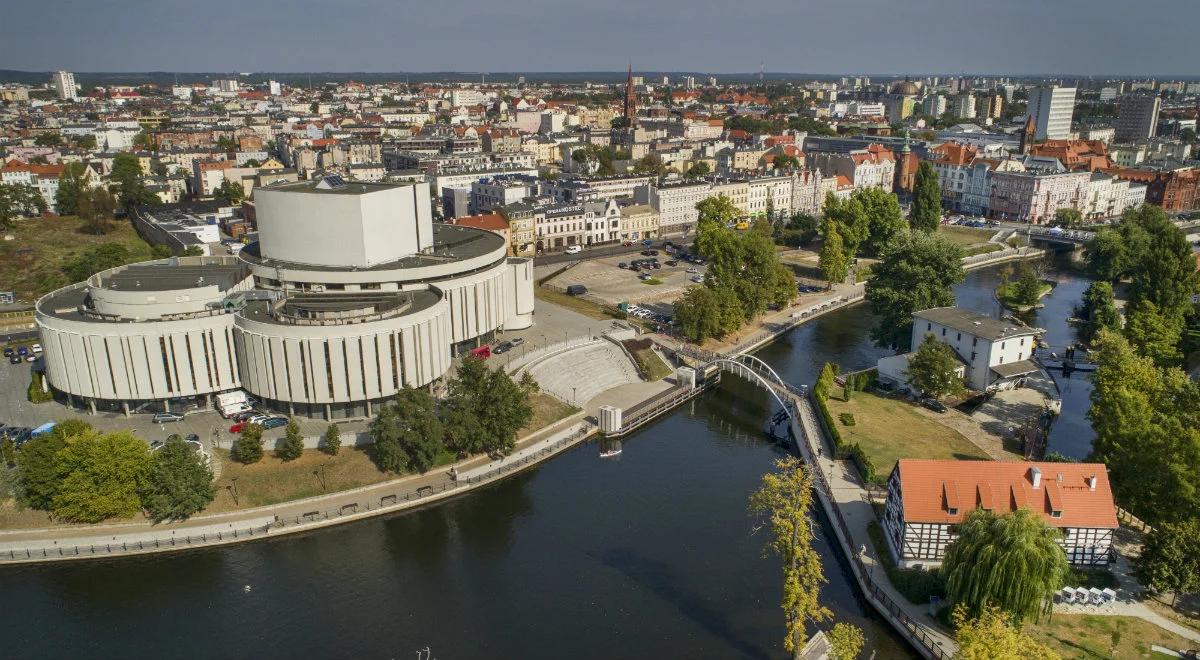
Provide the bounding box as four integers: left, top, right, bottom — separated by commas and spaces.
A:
546, 246, 708, 311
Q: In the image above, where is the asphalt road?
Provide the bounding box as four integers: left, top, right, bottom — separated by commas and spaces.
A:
533, 239, 695, 266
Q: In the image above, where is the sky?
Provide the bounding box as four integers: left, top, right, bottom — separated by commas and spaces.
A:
3, 0, 1199, 76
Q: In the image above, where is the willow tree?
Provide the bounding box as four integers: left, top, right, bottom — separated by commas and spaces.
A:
749, 457, 831, 657
943, 508, 1068, 624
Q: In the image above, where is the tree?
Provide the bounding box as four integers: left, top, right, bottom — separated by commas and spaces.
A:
77, 187, 118, 235
905, 334, 966, 398
749, 457, 831, 657
777, 212, 819, 247
822, 193, 869, 257
827, 623, 865, 660
1123, 299, 1183, 366
952, 603, 1062, 660
1009, 265, 1043, 307
1181, 127, 1198, 144
819, 222, 849, 286
151, 244, 172, 259
215, 135, 238, 152
1136, 519, 1200, 605
141, 435, 215, 521
0, 182, 47, 229
371, 387, 444, 474
684, 161, 711, 178
34, 132, 63, 147
865, 232, 965, 349
854, 187, 908, 257
16, 434, 68, 509
231, 424, 264, 464
181, 245, 204, 257
943, 508, 1069, 624
631, 153, 667, 176
323, 423, 342, 456
132, 132, 153, 149
61, 243, 132, 281
910, 161, 942, 233
773, 154, 801, 170
1078, 281, 1121, 342
55, 161, 90, 216
1083, 227, 1128, 282
75, 134, 97, 150
215, 179, 245, 205
1085, 206, 1198, 319
1088, 329, 1200, 525
674, 285, 726, 342
277, 418, 304, 461
109, 152, 158, 211
51, 431, 152, 523
1053, 208, 1083, 228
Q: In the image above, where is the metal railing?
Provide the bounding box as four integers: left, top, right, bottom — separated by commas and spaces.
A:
0, 426, 597, 564
789, 395, 954, 660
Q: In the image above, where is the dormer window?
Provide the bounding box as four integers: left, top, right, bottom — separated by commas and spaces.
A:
948, 507, 958, 515
1051, 510, 1062, 518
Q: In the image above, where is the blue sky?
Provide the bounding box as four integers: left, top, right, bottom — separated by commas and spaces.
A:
3, 0, 1198, 75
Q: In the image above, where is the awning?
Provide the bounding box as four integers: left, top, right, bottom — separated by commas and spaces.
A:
990, 359, 1040, 379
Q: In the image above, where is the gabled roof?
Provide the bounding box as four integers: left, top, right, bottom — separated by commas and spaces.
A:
895, 459, 1118, 529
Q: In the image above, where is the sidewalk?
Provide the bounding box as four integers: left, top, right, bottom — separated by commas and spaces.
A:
790, 394, 957, 659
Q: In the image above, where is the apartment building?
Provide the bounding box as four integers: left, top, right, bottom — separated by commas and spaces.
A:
1027, 86, 1077, 140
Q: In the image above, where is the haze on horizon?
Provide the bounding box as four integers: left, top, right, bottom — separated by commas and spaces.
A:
3, 0, 1199, 77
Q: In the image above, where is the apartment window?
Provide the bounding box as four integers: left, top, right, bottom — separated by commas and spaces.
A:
956, 332, 961, 341
941, 328, 946, 337
927, 322, 931, 331
972, 337, 977, 347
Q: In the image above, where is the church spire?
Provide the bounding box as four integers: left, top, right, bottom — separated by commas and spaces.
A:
624, 64, 637, 127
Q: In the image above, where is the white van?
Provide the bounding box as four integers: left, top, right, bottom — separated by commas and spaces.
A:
565, 245, 582, 254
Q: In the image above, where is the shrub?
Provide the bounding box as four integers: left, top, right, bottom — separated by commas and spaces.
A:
231, 425, 264, 464
838, 412, 856, 426
323, 423, 341, 456
27, 372, 53, 404
277, 419, 304, 461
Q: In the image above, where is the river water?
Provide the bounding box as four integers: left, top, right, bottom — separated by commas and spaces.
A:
0, 262, 1095, 660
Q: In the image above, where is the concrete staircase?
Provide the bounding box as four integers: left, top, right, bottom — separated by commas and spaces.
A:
524, 340, 642, 405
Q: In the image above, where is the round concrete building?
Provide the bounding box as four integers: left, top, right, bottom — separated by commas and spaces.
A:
36, 177, 534, 419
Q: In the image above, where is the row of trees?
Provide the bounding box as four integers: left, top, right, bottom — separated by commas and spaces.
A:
371, 358, 537, 475
14, 420, 214, 523
673, 195, 796, 342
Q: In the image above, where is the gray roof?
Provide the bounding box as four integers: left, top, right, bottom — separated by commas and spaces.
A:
991, 359, 1040, 379
98, 262, 248, 292
913, 307, 1038, 342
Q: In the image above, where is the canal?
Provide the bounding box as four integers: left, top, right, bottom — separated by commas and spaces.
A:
0, 261, 1096, 659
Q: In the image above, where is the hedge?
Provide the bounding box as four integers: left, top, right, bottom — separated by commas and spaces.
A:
812, 362, 878, 484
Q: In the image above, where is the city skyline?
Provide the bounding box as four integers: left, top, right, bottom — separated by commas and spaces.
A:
2, 0, 1198, 76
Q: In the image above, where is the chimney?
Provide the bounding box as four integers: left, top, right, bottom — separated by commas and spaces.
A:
1029, 466, 1042, 489
1088, 475, 1097, 491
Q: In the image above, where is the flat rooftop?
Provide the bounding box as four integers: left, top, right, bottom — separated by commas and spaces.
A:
240, 223, 506, 273
913, 307, 1039, 342
240, 289, 441, 326
262, 178, 417, 196
97, 262, 248, 292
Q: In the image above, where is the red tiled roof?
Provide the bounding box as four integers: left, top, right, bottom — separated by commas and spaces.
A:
929, 141, 978, 166
895, 459, 1118, 529
453, 213, 509, 232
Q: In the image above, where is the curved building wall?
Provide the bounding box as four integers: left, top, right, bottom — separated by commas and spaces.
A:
37, 300, 241, 403
232, 295, 451, 411
504, 258, 535, 330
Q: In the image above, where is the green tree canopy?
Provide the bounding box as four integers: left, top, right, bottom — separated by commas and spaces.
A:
277, 418, 304, 461
1135, 519, 1200, 604
1088, 329, 1200, 525
141, 436, 215, 521
1084, 206, 1198, 319
61, 242, 133, 282
371, 387, 444, 473
674, 284, 729, 342
1078, 281, 1121, 342
684, 161, 711, 178
231, 424, 264, 464
34, 132, 63, 147
910, 161, 942, 233
943, 508, 1068, 624
0, 182, 47, 229
109, 152, 158, 211
441, 358, 532, 458
215, 179, 245, 205
323, 423, 341, 456
1053, 208, 1083, 228
952, 603, 1062, 660
864, 232, 965, 349
904, 334, 966, 398
1123, 299, 1183, 367
749, 457, 832, 655
54, 161, 90, 216
51, 431, 152, 523
818, 221, 849, 286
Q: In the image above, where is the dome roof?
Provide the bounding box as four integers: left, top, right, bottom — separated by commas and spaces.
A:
891, 80, 920, 96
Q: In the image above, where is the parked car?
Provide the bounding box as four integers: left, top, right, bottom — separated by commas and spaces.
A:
2, 347, 13, 357
234, 409, 260, 422
686, 267, 698, 274
509, 337, 525, 348
565, 245, 582, 254
16, 346, 29, 357
153, 412, 184, 423
622, 240, 634, 246
565, 284, 588, 296
24, 355, 35, 363
665, 260, 678, 266
640, 250, 653, 256
920, 397, 948, 413
8, 356, 20, 365
493, 340, 514, 354
617, 262, 628, 269
469, 345, 492, 359
260, 417, 288, 430
30, 344, 42, 354
690, 275, 704, 283
185, 433, 200, 444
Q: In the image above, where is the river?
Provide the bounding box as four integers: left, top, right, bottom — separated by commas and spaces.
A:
0, 261, 1096, 659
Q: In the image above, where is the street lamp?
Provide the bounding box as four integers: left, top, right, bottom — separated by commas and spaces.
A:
226, 477, 240, 506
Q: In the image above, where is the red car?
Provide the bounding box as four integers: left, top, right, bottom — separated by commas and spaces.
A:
469, 345, 491, 359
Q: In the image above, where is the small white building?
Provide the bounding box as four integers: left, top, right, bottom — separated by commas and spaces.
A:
882, 459, 1118, 569
907, 307, 1040, 392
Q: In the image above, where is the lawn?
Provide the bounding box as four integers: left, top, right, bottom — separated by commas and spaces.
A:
0, 216, 156, 303
997, 281, 1053, 310
520, 391, 579, 436
534, 285, 621, 321
1026, 614, 1197, 659
937, 225, 995, 248
964, 242, 1003, 257
208, 447, 396, 513
824, 391, 990, 484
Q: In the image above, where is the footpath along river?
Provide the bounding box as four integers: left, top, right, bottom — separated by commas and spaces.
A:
0, 262, 1096, 659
